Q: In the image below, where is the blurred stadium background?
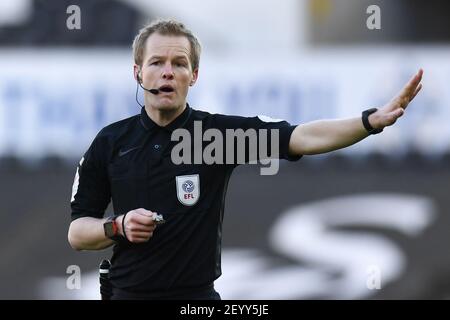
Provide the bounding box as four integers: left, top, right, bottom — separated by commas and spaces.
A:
1, 0, 450, 299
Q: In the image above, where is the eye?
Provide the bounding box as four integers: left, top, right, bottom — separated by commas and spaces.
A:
150, 61, 160, 66
175, 61, 187, 67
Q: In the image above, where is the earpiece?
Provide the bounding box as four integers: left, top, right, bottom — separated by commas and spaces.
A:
135, 67, 142, 83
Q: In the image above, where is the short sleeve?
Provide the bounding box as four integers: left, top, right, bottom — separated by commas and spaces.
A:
70, 134, 111, 221
212, 114, 302, 165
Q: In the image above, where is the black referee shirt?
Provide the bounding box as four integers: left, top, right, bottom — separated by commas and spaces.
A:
71, 104, 301, 296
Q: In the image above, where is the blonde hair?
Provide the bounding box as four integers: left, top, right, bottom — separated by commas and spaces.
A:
132, 19, 201, 71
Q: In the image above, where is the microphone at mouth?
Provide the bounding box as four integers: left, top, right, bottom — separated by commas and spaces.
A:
138, 82, 160, 95
139, 82, 175, 95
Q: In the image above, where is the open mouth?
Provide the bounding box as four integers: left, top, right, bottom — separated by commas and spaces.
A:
159, 85, 175, 93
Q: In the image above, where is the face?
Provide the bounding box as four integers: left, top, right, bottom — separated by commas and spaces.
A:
136, 33, 198, 112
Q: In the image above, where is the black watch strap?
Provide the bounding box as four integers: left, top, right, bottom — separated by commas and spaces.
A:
362, 108, 383, 135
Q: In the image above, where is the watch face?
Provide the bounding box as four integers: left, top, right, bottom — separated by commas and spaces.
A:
104, 222, 114, 237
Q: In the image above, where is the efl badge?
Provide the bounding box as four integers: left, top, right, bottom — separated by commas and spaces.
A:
176, 174, 200, 206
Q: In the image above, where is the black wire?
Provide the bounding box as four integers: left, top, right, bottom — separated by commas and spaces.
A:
135, 81, 144, 108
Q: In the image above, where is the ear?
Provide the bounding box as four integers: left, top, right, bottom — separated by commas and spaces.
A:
190, 68, 199, 86
133, 64, 141, 83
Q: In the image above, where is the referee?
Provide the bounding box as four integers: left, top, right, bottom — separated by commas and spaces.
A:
68, 19, 423, 300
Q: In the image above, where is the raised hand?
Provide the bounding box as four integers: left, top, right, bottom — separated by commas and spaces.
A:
369, 69, 423, 130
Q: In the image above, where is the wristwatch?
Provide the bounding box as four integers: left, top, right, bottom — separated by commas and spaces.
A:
103, 215, 122, 241
362, 108, 383, 135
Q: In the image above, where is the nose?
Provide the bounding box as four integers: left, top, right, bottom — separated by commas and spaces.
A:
162, 62, 174, 80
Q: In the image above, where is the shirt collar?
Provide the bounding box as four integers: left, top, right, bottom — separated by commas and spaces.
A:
140, 103, 192, 132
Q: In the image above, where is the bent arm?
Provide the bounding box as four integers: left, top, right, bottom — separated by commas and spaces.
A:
68, 216, 119, 251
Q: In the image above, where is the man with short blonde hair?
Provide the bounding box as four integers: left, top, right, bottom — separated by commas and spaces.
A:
68, 18, 423, 300
132, 19, 201, 71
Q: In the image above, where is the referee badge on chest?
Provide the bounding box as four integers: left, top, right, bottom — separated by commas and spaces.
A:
176, 174, 200, 206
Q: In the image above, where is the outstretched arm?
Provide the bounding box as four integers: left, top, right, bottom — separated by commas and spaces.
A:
289, 69, 423, 156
